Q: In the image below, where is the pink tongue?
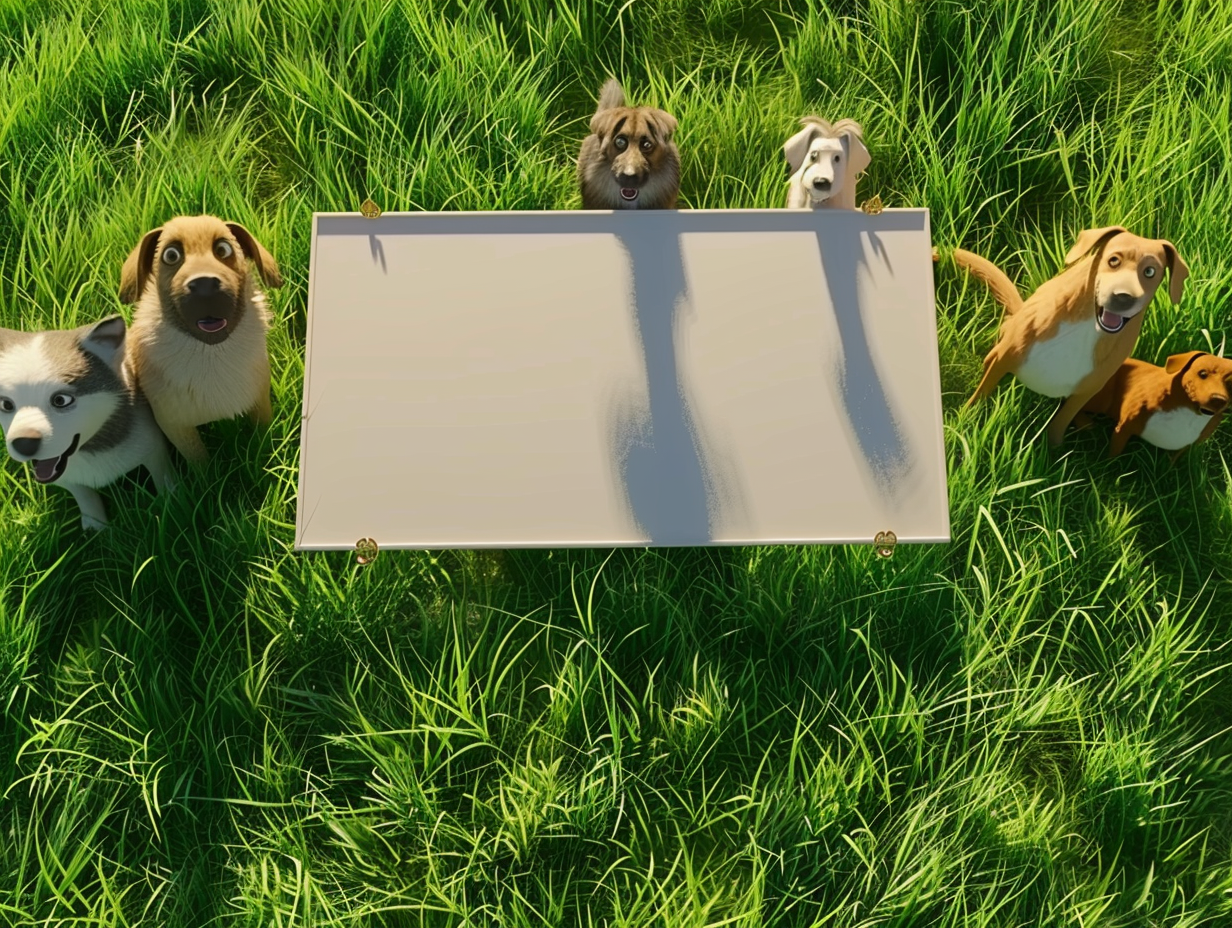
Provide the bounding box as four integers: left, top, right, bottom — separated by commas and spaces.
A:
197, 318, 227, 333
1100, 309, 1124, 330
33, 457, 59, 482
620, 188, 638, 200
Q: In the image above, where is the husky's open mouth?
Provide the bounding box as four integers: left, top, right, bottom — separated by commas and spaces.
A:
31, 433, 80, 484
197, 317, 228, 333
620, 187, 639, 202
1096, 307, 1127, 334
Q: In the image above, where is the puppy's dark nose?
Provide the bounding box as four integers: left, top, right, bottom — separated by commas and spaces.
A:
11, 436, 40, 457
187, 276, 221, 297
812, 178, 831, 191
1108, 292, 1137, 312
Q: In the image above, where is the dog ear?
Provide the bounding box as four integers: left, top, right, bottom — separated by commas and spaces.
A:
1159, 239, 1189, 304
783, 122, 821, 175
646, 108, 677, 144
119, 227, 162, 303
79, 315, 128, 368
833, 119, 870, 177
1064, 226, 1128, 265
1163, 351, 1205, 376
226, 222, 284, 289
589, 106, 624, 138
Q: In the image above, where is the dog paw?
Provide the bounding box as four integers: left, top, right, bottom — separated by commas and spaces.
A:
81, 515, 108, 532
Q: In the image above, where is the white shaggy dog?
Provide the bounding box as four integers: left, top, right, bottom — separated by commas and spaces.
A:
782, 117, 870, 210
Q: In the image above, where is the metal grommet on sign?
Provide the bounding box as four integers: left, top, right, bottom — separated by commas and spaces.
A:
355, 538, 379, 565
360, 198, 382, 219
874, 530, 897, 559
860, 195, 884, 215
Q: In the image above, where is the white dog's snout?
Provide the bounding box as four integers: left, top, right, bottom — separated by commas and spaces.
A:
8, 407, 52, 439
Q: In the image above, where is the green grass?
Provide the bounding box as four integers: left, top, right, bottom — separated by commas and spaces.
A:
2, 0, 1232, 923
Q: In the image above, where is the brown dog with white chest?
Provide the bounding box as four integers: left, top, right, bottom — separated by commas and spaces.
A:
1077, 351, 1232, 459
119, 215, 283, 464
955, 226, 1189, 446
577, 79, 680, 210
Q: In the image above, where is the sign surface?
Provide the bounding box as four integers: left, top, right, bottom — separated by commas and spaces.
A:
296, 209, 950, 549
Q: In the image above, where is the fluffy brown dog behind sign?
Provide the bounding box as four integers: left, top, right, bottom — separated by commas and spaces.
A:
119, 215, 283, 464
577, 79, 680, 210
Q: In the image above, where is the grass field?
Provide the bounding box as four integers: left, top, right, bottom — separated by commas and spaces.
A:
2, 0, 1232, 924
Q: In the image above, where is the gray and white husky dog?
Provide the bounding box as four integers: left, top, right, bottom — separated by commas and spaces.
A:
0, 314, 174, 530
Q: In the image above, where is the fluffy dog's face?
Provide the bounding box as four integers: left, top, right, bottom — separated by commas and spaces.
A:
1166, 352, 1232, 416
0, 317, 127, 484
782, 119, 870, 208
585, 105, 679, 207
119, 216, 282, 345
792, 136, 848, 203
1065, 227, 1189, 335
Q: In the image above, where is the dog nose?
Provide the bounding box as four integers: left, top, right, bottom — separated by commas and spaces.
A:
187, 276, 221, 296
11, 436, 40, 457
1209, 395, 1228, 411
616, 172, 641, 185
1108, 292, 1138, 312
812, 178, 831, 190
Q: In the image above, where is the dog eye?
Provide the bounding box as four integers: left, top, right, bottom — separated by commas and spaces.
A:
161, 245, 183, 265
1199, 370, 1209, 378
1143, 266, 1156, 278
51, 393, 75, 408
214, 240, 234, 259
834, 154, 841, 162
0, 398, 13, 413
809, 151, 819, 161
1107, 255, 1121, 267
640, 139, 653, 152
614, 136, 628, 150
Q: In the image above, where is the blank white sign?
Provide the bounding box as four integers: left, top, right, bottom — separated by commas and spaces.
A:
296, 209, 950, 549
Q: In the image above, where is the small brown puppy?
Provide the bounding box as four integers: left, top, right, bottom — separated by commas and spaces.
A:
577, 79, 680, 210
1078, 351, 1232, 459
956, 226, 1189, 445
119, 215, 283, 464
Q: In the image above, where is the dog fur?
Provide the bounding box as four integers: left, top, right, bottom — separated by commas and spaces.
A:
955, 227, 1189, 445
119, 215, 283, 464
783, 118, 870, 210
577, 79, 680, 210
0, 315, 174, 530
1076, 351, 1232, 459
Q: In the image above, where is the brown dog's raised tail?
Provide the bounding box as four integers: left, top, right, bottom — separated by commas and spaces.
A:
952, 248, 1025, 316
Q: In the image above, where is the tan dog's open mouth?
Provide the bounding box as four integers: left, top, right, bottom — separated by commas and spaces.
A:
197, 317, 228, 334
31, 433, 80, 484
1096, 307, 1127, 334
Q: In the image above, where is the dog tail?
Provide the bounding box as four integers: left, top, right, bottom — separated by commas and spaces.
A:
952, 248, 1024, 315
596, 79, 625, 112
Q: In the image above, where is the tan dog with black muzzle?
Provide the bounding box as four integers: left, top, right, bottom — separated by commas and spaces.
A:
955, 226, 1189, 445
119, 215, 283, 464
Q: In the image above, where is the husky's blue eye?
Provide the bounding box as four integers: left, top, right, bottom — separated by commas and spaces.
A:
51, 393, 74, 409
0, 398, 13, 413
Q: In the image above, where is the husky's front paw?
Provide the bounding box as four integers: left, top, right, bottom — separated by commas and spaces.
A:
81, 515, 108, 532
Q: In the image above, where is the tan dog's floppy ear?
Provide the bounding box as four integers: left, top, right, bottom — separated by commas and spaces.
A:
1164, 351, 1205, 375
1064, 226, 1128, 265
833, 119, 870, 177
783, 122, 821, 175
1159, 239, 1189, 304
226, 222, 284, 289
119, 227, 162, 303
